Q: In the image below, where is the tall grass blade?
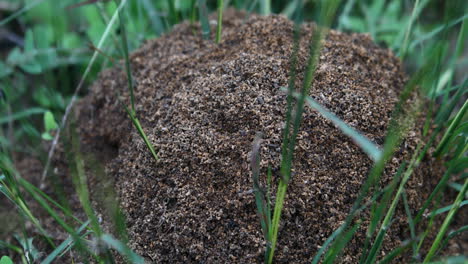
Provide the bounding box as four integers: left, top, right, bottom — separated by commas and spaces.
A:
100, 234, 145, 264
41, 0, 129, 185
284, 90, 383, 162
141, 0, 165, 35
323, 222, 360, 264
402, 190, 418, 256
270, 1, 341, 263
0, 108, 46, 125
267, 179, 288, 264
429, 200, 468, 216
259, 0, 271, 15
166, 0, 179, 25
399, 0, 421, 60
312, 49, 431, 263
0, 0, 45, 26
434, 99, 468, 157
364, 147, 422, 264
116, 0, 135, 113
435, 79, 468, 125
0, 158, 55, 248
198, 0, 211, 40
123, 105, 159, 161
216, 0, 224, 43
414, 158, 467, 225
251, 134, 272, 262
41, 221, 90, 264
377, 239, 415, 264
423, 178, 468, 262
18, 177, 90, 255
409, 14, 468, 51
359, 162, 407, 263
115, 0, 159, 162
438, 225, 468, 255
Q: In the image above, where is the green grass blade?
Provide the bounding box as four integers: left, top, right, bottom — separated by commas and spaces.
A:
409, 14, 468, 51
399, 0, 422, 60
313, 51, 430, 263
359, 162, 407, 263
267, 179, 288, 264
0, 108, 46, 125
377, 239, 415, 264
197, 0, 211, 40
100, 234, 145, 264
438, 225, 468, 254
41, 221, 90, 264
402, 191, 418, 256
41, 0, 129, 185
116, 0, 135, 113
166, 0, 179, 25
0, 160, 55, 248
428, 200, 468, 216
0, 240, 22, 254
364, 147, 422, 264
413, 158, 467, 224
21, 177, 85, 226
18, 177, 89, 253
435, 79, 467, 125
280, 21, 301, 180
141, 0, 165, 35
423, 178, 468, 262
251, 135, 271, 245
285, 89, 383, 162
216, 0, 224, 43
123, 105, 159, 161
259, 0, 271, 15
323, 222, 360, 264
115, 1, 159, 162
434, 99, 468, 157
0, 0, 45, 26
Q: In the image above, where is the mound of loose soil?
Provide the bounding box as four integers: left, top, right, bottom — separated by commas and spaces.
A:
71, 10, 441, 263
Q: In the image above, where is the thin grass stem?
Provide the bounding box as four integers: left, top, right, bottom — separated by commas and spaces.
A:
216, 0, 224, 43
423, 178, 468, 262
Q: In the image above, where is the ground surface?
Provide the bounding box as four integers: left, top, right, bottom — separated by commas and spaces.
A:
21, 10, 445, 263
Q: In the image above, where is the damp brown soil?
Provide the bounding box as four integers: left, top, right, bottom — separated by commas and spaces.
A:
30, 11, 447, 263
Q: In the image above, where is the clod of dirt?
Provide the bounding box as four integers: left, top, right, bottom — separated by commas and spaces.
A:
73, 10, 440, 263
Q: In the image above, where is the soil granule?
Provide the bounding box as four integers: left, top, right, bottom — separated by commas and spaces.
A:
70, 11, 441, 263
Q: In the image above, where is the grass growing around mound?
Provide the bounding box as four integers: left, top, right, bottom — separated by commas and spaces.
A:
0, 0, 467, 263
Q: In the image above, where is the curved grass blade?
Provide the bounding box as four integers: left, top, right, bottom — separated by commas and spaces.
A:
284, 89, 382, 162
41, 221, 90, 264
434, 99, 468, 157
197, 0, 211, 40
123, 104, 159, 161
429, 201, 468, 216
0, 108, 46, 125
323, 222, 360, 264
0, 0, 45, 26
377, 239, 415, 264
41, 0, 129, 185
251, 134, 272, 262
437, 225, 468, 255
100, 234, 145, 264
423, 178, 468, 262
364, 147, 422, 264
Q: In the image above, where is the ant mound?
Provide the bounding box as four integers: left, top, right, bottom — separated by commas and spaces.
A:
74, 11, 439, 263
